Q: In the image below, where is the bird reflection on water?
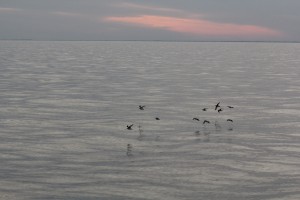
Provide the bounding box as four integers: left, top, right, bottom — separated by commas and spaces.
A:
125, 102, 235, 153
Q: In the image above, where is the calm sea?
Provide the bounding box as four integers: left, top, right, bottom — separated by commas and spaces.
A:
0, 41, 300, 200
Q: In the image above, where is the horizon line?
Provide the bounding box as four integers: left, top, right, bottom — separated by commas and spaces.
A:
0, 39, 299, 43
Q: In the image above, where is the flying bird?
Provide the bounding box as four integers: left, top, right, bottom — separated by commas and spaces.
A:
202, 108, 208, 111
203, 120, 210, 124
218, 108, 223, 113
227, 119, 233, 122
215, 102, 220, 110
227, 106, 234, 109
126, 124, 134, 130
155, 117, 160, 120
193, 118, 200, 121
139, 105, 146, 110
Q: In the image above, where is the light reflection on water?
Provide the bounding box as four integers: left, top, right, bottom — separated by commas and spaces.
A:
0, 41, 300, 200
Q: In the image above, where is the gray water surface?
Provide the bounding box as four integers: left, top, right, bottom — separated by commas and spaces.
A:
0, 41, 300, 200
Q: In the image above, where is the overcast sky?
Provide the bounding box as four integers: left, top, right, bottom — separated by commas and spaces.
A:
1, 0, 299, 41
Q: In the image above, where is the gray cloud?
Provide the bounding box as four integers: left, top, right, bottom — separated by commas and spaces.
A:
0, 0, 299, 41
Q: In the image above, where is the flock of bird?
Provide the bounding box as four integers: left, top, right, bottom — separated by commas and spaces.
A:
125, 102, 235, 156
126, 102, 234, 130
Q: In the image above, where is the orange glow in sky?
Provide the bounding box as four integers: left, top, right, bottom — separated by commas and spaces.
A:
105, 15, 282, 38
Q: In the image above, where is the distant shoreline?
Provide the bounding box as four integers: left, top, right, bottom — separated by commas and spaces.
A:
0, 39, 299, 43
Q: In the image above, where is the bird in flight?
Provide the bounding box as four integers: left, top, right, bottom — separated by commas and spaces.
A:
203, 120, 210, 124
215, 102, 220, 110
126, 124, 134, 130
227, 119, 233, 122
193, 118, 200, 121
139, 105, 146, 110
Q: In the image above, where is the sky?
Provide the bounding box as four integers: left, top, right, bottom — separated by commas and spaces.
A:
0, 0, 300, 41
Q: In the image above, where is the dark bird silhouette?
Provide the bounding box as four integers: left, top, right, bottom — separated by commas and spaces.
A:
215, 102, 220, 110
193, 118, 200, 121
126, 124, 134, 130
139, 105, 145, 110
155, 117, 160, 120
203, 120, 210, 124
227, 106, 234, 109
202, 108, 207, 111
227, 119, 233, 122
218, 108, 223, 113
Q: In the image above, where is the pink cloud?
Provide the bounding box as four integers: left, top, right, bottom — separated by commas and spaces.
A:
104, 15, 282, 38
